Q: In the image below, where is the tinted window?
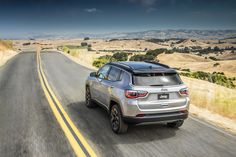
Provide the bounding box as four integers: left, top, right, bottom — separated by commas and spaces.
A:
97, 65, 110, 79
133, 73, 182, 86
108, 67, 122, 81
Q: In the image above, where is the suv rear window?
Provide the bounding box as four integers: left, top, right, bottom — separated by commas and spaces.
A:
133, 73, 183, 86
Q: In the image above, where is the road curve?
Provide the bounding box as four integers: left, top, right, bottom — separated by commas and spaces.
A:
0, 51, 235, 157
0, 52, 75, 157
40, 51, 236, 157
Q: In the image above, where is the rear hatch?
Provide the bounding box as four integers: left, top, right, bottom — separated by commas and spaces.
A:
132, 73, 188, 111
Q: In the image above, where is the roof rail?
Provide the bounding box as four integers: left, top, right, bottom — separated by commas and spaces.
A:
116, 62, 134, 70
144, 61, 170, 68
108, 62, 134, 73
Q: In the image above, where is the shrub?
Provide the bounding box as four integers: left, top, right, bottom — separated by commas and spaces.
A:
213, 46, 220, 52
213, 63, 220, 67
92, 55, 113, 68
180, 71, 235, 88
23, 42, 31, 46
62, 46, 70, 54
209, 56, 218, 61
112, 52, 128, 61
181, 68, 190, 72
130, 54, 154, 61
146, 48, 167, 56
81, 42, 87, 47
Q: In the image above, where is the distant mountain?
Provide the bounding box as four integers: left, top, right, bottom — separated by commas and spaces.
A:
79, 30, 236, 40
10, 30, 236, 40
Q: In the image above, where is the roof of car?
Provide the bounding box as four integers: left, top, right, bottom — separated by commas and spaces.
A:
107, 61, 177, 74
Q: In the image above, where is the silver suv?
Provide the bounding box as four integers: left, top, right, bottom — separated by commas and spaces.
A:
86, 61, 190, 134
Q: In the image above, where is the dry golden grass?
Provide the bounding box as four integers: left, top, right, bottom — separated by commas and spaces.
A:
92, 39, 169, 51
0, 40, 13, 51
158, 52, 236, 77
0, 40, 16, 67
182, 76, 236, 120
158, 52, 210, 62
175, 39, 209, 48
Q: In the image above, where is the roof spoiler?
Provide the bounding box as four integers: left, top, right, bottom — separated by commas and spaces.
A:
144, 61, 170, 68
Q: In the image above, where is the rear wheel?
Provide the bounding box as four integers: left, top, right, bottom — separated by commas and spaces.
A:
85, 86, 96, 108
110, 104, 128, 134
167, 120, 184, 128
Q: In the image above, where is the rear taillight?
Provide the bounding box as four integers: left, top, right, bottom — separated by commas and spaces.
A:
179, 88, 189, 96
125, 90, 148, 99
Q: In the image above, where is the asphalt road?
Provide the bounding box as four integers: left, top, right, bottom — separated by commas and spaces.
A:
0, 51, 236, 157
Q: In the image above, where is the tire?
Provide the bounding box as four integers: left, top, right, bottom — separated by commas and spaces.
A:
85, 86, 96, 108
167, 120, 184, 128
110, 104, 128, 134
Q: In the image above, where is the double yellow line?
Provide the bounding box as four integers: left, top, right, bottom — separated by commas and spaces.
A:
37, 51, 97, 157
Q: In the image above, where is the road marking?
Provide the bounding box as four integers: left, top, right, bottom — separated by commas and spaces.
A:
36, 51, 97, 157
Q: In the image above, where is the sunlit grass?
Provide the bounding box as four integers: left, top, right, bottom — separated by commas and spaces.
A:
182, 76, 236, 120
0, 40, 13, 51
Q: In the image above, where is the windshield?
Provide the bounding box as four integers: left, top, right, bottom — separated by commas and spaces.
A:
133, 73, 183, 86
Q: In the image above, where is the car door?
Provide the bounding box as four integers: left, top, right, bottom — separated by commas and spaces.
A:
93, 65, 111, 103
99, 66, 122, 108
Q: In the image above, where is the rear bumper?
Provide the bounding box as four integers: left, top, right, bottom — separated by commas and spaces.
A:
123, 110, 188, 124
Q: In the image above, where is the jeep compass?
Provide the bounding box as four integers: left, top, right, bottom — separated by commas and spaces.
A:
85, 61, 190, 134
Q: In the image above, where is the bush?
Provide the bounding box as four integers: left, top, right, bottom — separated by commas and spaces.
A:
146, 48, 167, 57
213, 46, 220, 52
23, 42, 30, 46
93, 58, 109, 68
180, 71, 235, 88
130, 54, 154, 61
213, 63, 220, 67
209, 56, 218, 61
81, 42, 88, 47
181, 68, 190, 72
92, 55, 113, 68
62, 46, 70, 54
112, 52, 128, 61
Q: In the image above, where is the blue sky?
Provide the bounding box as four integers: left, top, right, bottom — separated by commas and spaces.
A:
0, 0, 236, 38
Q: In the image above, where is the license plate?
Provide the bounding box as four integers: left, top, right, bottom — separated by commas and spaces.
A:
158, 93, 169, 100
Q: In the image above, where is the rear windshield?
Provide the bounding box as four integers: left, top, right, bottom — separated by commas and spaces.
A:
133, 73, 183, 86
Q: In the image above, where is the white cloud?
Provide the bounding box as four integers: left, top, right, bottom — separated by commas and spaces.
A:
84, 8, 101, 13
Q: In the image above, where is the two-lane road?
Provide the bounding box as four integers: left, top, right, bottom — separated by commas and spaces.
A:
0, 52, 75, 157
0, 51, 236, 157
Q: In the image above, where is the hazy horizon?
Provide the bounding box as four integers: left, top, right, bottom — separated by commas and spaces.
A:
0, 0, 236, 39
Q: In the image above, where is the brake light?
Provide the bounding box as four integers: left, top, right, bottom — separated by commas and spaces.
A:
179, 88, 189, 96
125, 90, 148, 99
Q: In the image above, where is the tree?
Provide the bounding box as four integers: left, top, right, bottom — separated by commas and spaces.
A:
213, 46, 220, 52
81, 42, 88, 47
112, 52, 128, 61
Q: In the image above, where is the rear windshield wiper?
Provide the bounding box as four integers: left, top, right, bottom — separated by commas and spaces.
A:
149, 84, 164, 86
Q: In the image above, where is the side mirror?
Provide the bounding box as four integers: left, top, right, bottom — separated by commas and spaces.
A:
90, 72, 97, 77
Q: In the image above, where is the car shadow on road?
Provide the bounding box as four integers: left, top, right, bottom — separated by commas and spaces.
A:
67, 101, 179, 146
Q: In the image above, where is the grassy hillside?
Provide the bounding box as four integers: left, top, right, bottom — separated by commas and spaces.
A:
0, 40, 13, 51
158, 52, 211, 62
182, 76, 236, 120
157, 53, 236, 77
